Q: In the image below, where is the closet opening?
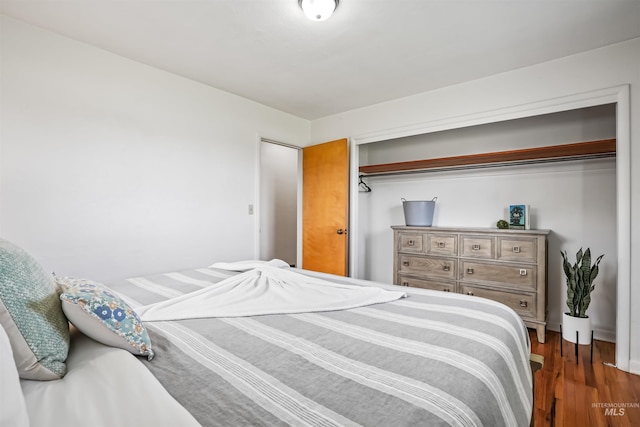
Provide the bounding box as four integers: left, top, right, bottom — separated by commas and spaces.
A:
349, 85, 630, 371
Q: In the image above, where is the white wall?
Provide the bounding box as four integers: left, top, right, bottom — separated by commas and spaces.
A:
259, 142, 298, 266
0, 16, 309, 281
312, 38, 640, 372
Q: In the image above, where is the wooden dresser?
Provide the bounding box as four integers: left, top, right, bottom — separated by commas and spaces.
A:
392, 226, 550, 343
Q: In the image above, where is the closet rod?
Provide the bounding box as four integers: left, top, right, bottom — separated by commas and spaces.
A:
360, 152, 615, 177
359, 139, 616, 177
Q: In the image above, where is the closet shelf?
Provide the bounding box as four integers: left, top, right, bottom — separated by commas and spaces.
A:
358, 139, 616, 176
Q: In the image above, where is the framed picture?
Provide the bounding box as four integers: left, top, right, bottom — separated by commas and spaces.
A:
509, 204, 529, 229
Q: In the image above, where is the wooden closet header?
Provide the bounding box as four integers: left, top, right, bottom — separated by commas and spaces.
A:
358, 139, 616, 175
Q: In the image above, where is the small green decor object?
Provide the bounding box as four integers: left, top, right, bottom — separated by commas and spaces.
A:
561, 248, 604, 318
496, 219, 509, 229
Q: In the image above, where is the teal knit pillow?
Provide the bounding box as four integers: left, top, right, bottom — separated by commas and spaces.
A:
0, 238, 70, 380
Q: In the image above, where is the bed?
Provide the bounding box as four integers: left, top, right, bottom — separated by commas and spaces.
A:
2, 241, 532, 427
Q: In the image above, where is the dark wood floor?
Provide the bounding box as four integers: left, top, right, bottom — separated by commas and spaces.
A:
530, 330, 640, 427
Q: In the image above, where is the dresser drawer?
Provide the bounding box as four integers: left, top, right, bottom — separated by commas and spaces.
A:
426, 233, 457, 256
459, 260, 536, 290
397, 275, 456, 293
398, 255, 457, 280
460, 284, 536, 318
497, 237, 537, 263
460, 235, 495, 259
397, 233, 424, 253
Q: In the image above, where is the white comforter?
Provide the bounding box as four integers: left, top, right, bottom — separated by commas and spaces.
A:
136, 264, 405, 321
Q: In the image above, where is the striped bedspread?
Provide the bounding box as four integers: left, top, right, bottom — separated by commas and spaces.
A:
105, 266, 532, 427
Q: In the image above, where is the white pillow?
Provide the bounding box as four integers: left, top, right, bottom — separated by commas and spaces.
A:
0, 325, 30, 427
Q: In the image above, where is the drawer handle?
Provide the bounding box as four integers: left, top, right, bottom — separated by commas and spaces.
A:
443, 265, 451, 272
402, 261, 410, 266
443, 288, 450, 292
472, 244, 481, 251
408, 240, 415, 246
519, 269, 527, 276
520, 300, 528, 308
513, 246, 521, 253
437, 241, 445, 248
466, 268, 474, 274
467, 291, 474, 296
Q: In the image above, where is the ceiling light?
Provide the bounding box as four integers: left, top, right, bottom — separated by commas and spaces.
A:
298, 0, 339, 21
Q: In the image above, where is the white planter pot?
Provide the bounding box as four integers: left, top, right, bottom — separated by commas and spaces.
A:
562, 313, 591, 344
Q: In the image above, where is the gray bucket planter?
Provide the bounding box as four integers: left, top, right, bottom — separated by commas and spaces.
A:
402, 197, 437, 226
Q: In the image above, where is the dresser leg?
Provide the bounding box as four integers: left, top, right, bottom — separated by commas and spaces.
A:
536, 325, 546, 343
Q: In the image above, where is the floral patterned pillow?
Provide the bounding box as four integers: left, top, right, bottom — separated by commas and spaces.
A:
57, 277, 154, 360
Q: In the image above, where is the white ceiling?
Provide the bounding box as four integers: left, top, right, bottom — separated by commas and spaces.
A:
2, 1, 639, 120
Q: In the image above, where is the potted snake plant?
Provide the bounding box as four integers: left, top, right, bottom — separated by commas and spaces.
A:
560, 248, 604, 344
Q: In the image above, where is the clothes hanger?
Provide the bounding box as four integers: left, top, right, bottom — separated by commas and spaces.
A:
358, 175, 371, 193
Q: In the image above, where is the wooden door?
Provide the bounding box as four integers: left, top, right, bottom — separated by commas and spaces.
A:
302, 138, 349, 276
